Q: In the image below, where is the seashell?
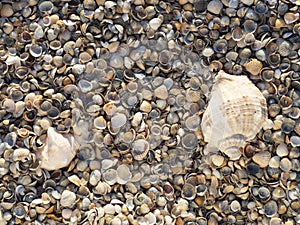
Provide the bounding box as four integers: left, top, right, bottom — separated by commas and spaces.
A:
202, 47, 214, 57
38, 1, 54, 14
243, 20, 257, 34
244, 59, 263, 76
252, 151, 271, 168
239, 48, 251, 59
281, 118, 295, 134
14, 204, 26, 219
210, 154, 225, 168
37, 127, 78, 171
60, 190, 76, 208
3, 22, 13, 35
47, 106, 60, 119
201, 71, 267, 160
261, 69, 274, 82
1, 4, 14, 18
23, 110, 37, 122
258, 186, 271, 201
213, 39, 227, 54
279, 96, 292, 110
232, 27, 243, 41
276, 143, 288, 157
264, 200, 278, 217
111, 113, 127, 129
181, 133, 198, 151
29, 44, 43, 58
181, 183, 196, 200
117, 164, 132, 184
131, 139, 149, 160
230, 200, 241, 212
277, 40, 292, 57
103, 169, 118, 185
154, 85, 168, 100
207, 0, 223, 14
255, 49, 267, 61
272, 187, 285, 199
279, 158, 292, 172
254, 2, 268, 14
94, 116, 106, 129
149, 17, 163, 31
12, 148, 30, 161
185, 115, 201, 131
284, 12, 299, 25
289, 107, 300, 119
269, 218, 282, 225
79, 52, 92, 63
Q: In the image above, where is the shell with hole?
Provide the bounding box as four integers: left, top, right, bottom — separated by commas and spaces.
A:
201, 70, 267, 160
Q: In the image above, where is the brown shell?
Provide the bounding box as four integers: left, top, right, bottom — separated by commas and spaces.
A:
201, 70, 267, 160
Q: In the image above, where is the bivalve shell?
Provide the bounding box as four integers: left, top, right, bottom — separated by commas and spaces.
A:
131, 139, 150, 160
244, 59, 263, 76
117, 164, 132, 184
252, 151, 271, 168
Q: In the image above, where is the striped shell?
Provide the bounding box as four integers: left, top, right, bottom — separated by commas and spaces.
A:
201, 70, 267, 160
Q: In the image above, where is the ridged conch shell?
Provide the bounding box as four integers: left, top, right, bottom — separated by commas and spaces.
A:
38, 127, 78, 170
201, 70, 267, 160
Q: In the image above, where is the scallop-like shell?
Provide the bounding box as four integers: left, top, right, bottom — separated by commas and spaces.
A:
201, 71, 267, 160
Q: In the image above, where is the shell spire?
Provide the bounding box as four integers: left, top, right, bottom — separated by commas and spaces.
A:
201, 70, 267, 160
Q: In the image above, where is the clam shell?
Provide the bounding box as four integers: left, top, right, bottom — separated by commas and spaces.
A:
252, 151, 271, 168
244, 59, 263, 76
131, 139, 149, 160
201, 71, 267, 159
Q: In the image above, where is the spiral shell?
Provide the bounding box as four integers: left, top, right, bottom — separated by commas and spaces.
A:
201, 71, 267, 160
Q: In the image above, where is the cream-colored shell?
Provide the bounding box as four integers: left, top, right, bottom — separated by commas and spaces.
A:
38, 127, 77, 170
201, 70, 267, 160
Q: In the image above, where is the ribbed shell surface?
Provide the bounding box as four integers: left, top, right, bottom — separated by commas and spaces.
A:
201, 71, 267, 159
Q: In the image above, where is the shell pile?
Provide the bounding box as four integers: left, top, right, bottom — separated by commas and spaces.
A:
201, 70, 268, 159
0, 0, 300, 224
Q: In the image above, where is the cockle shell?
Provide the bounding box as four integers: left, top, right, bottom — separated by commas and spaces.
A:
37, 127, 78, 170
201, 70, 267, 160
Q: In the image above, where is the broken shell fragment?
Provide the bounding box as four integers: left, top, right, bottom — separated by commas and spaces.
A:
37, 127, 77, 170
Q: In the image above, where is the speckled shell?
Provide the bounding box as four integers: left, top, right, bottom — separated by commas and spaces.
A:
201, 70, 267, 160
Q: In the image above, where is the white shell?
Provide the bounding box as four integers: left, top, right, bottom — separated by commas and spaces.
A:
38, 127, 77, 170
201, 70, 267, 160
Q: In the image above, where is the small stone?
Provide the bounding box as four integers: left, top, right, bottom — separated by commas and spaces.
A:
60, 190, 76, 207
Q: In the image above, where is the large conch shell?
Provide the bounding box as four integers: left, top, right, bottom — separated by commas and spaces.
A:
201, 70, 267, 160
37, 127, 78, 170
